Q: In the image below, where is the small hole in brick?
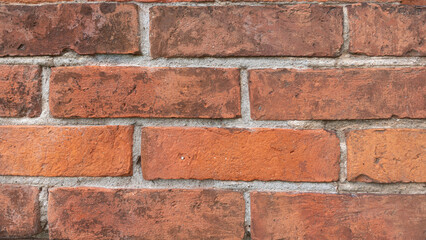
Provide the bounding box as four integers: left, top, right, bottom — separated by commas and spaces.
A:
17, 44, 26, 50
374, 158, 381, 164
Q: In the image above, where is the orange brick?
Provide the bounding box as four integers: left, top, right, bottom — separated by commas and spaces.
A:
141, 127, 340, 182
0, 184, 40, 238
249, 68, 426, 120
0, 126, 133, 177
346, 129, 426, 183
50, 66, 240, 119
251, 192, 426, 240
48, 187, 245, 240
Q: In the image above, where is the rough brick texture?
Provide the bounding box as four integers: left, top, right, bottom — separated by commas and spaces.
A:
0, 126, 133, 177
249, 68, 426, 120
348, 4, 425, 56
1, 0, 211, 2
0, 3, 140, 56
251, 192, 426, 240
141, 127, 340, 182
0, 0, 424, 238
0, 65, 41, 117
50, 66, 240, 119
346, 129, 426, 183
150, 5, 343, 57
402, 0, 426, 4
230, 0, 398, 1
48, 187, 245, 240
0, 184, 40, 238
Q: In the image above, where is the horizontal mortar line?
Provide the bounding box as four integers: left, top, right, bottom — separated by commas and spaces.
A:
0, 177, 338, 192
0, 118, 425, 129
0, 1, 404, 7
0, 177, 424, 194
337, 182, 426, 194
0, 56, 425, 68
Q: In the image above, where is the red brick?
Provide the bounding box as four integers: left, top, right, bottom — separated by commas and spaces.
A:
402, 0, 426, 5
0, 126, 133, 177
0, 3, 139, 56
48, 187, 245, 240
0, 184, 40, 238
228, 0, 398, 1
150, 5, 343, 58
1, 0, 210, 2
229, 0, 397, 1
346, 129, 426, 183
0, 0, 70, 2
0, 65, 41, 117
50, 66, 240, 119
249, 68, 426, 120
348, 4, 425, 56
251, 192, 426, 240
141, 127, 340, 182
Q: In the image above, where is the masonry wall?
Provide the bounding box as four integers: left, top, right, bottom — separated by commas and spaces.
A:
0, 0, 425, 239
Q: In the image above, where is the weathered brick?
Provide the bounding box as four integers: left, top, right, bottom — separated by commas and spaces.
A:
0, 0, 70, 3
0, 126, 133, 177
229, 0, 397, 2
346, 129, 425, 183
402, 0, 426, 5
251, 192, 426, 240
50, 66, 240, 119
0, 65, 41, 117
150, 5, 343, 57
141, 127, 340, 182
1, 0, 210, 2
348, 4, 425, 56
0, 184, 40, 238
48, 187, 245, 240
249, 68, 426, 120
0, 3, 139, 56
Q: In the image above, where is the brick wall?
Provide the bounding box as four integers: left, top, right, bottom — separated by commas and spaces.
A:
0, 0, 424, 239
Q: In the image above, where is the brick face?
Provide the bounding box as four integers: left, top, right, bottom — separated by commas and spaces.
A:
0, 184, 40, 238
50, 66, 241, 119
0, 0, 424, 238
141, 127, 340, 182
0, 3, 140, 56
249, 68, 426, 120
402, 0, 426, 4
230, 0, 398, 1
251, 192, 426, 240
0, 126, 133, 177
346, 129, 426, 183
0, 65, 42, 117
348, 4, 426, 56
48, 187, 245, 240
1, 0, 210, 2
150, 5, 343, 57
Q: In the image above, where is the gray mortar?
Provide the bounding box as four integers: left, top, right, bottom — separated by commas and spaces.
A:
0, 1, 425, 239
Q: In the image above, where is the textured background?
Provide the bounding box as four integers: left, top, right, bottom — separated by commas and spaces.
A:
0, 0, 425, 239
